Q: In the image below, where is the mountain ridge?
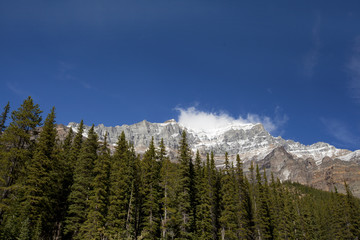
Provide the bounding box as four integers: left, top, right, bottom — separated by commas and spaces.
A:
66, 119, 360, 197
67, 119, 353, 165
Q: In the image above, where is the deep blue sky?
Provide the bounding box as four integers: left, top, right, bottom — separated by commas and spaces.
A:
1, 0, 360, 150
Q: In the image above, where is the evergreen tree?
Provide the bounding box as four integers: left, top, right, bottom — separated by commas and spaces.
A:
277, 188, 296, 239
54, 127, 74, 239
159, 140, 178, 239
130, 145, 143, 239
80, 134, 111, 239
254, 165, 273, 240
21, 107, 58, 238
69, 120, 85, 168
209, 151, 221, 240
234, 155, 252, 239
106, 131, 133, 239
219, 152, 238, 240
193, 150, 202, 233
176, 131, 194, 239
0, 101, 10, 134
140, 137, 161, 239
0, 97, 42, 223
65, 125, 98, 239
195, 154, 213, 240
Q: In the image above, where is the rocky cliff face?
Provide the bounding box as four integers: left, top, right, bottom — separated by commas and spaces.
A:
67, 120, 360, 197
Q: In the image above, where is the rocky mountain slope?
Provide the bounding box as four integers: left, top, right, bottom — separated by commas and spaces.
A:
67, 120, 360, 197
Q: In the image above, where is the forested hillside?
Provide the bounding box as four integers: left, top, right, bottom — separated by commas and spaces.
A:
1, 97, 360, 240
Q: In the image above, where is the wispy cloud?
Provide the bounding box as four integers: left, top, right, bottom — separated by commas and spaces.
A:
303, 14, 321, 78
57, 61, 77, 81
347, 36, 360, 102
320, 118, 359, 148
176, 106, 288, 135
7, 82, 32, 98
81, 81, 93, 89
56, 61, 95, 90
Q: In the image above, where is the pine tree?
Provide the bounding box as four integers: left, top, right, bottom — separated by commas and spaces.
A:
140, 137, 161, 239
65, 125, 98, 239
277, 188, 296, 240
53, 127, 74, 239
234, 155, 252, 239
69, 120, 85, 169
130, 145, 142, 239
159, 140, 178, 239
176, 131, 194, 239
219, 152, 238, 240
254, 165, 273, 240
209, 151, 221, 240
0, 97, 42, 223
106, 131, 133, 239
0, 101, 10, 134
193, 150, 202, 233
195, 153, 213, 240
80, 134, 111, 239
21, 107, 58, 238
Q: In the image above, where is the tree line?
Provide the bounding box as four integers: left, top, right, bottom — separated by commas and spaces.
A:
0, 97, 360, 240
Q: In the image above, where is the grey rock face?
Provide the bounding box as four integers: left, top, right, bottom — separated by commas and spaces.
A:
67, 119, 360, 197
67, 120, 351, 164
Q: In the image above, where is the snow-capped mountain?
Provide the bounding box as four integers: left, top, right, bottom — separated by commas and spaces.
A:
66, 119, 360, 197
67, 119, 352, 165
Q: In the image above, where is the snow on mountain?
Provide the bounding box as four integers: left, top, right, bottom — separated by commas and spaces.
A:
67, 119, 353, 165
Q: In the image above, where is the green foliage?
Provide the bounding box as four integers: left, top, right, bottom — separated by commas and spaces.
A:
0, 96, 42, 227
65, 125, 98, 239
0, 101, 10, 134
159, 139, 178, 239
80, 134, 110, 239
176, 131, 194, 239
21, 107, 58, 238
234, 155, 252, 239
219, 152, 238, 240
1, 97, 360, 240
254, 166, 273, 239
106, 131, 135, 239
195, 154, 213, 240
140, 137, 161, 239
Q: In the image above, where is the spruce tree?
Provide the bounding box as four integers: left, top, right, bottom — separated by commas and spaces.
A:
254, 165, 273, 240
21, 107, 58, 238
159, 140, 178, 239
209, 151, 221, 239
69, 120, 85, 168
0, 97, 42, 223
106, 131, 133, 239
176, 131, 194, 239
54, 127, 74, 239
193, 150, 202, 233
65, 125, 98, 239
80, 134, 111, 239
219, 152, 238, 240
234, 155, 252, 239
0, 101, 10, 134
140, 137, 161, 239
195, 153, 213, 240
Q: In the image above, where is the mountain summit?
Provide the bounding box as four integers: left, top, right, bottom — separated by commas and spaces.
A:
67, 119, 360, 197
68, 119, 353, 164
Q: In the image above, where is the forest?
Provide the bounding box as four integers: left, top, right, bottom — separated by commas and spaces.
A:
0, 97, 360, 240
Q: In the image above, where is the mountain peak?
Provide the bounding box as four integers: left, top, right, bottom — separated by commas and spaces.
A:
164, 119, 177, 123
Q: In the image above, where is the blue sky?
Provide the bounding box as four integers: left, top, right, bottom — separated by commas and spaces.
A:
1, 0, 360, 150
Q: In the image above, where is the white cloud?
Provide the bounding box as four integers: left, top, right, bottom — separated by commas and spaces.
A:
303, 14, 321, 78
7, 82, 32, 98
176, 106, 287, 135
320, 118, 359, 147
347, 36, 360, 102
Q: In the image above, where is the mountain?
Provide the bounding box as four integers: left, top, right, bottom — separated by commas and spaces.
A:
67, 119, 360, 197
